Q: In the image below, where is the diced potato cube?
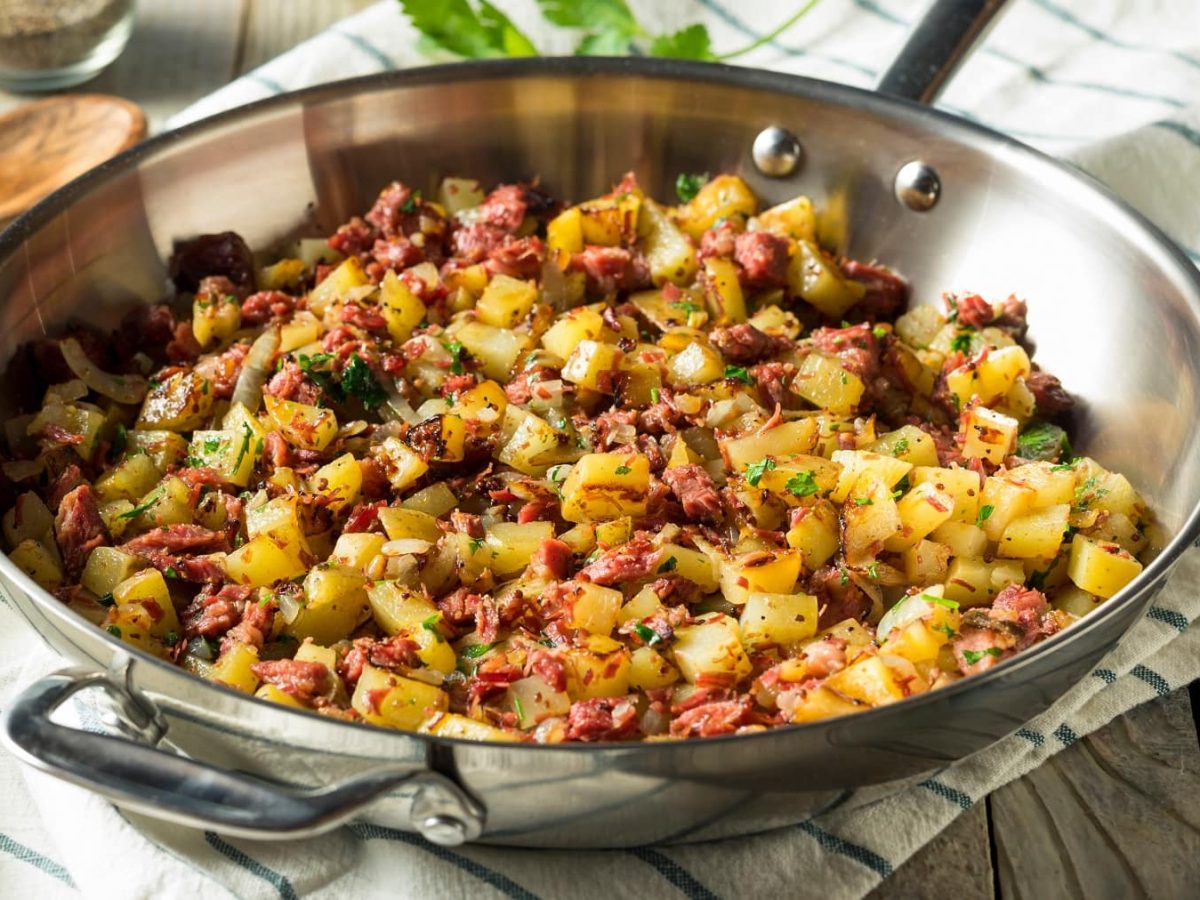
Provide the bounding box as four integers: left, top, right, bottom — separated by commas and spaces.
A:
483, 521, 555, 578
224, 535, 307, 587
979, 475, 1036, 541
210, 642, 261, 693
308, 453, 362, 511
421, 712, 519, 742
137, 371, 215, 432
246, 496, 309, 562
929, 520, 989, 558
192, 292, 242, 347
720, 549, 803, 606
331, 532, 386, 572
1067, 535, 1143, 599
945, 345, 1031, 407
842, 474, 902, 566
902, 540, 952, 584
126, 430, 189, 470
405, 414, 466, 463
785, 501, 840, 569
188, 426, 260, 488
830, 450, 912, 502
671, 613, 753, 686
375, 270, 424, 344
794, 353, 865, 416
629, 646, 680, 690
307, 257, 368, 316
437, 176, 485, 215
496, 410, 565, 476
961, 406, 1018, 464
578, 188, 641, 246
1007, 462, 1075, 509
824, 655, 905, 706
570, 582, 623, 636
618, 586, 662, 624
943, 558, 1023, 606
505, 675, 571, 728
3, 491, 54, 547
113, 568, 180, 638
560, 452, 650, 523
454, 320, 525, 382
9, 538, 63, 590
869, 425, 939, 468
81, 547, 145, 598
911, 466, 983, 524
723, 422, 820, 471
377, 508, 440, 543
754, 195, 816, 242
541, 308, 606, 361
452, 380, 507, 436
788, 241, 864, 318
284, 564, 369, 644
884, 482, 954, 551
562, 339, 624, 393
640, 199, 697, 286
475, 274, 538, 328
739, 591, 819, 647
667, 341, 724, 387
1052, 585, 1103, 618
366, 581, 439, 635
702, 257, 747, 323
376, 436, 429, 492
95, 454, 163, 503
654, 543, 719, 592
263, 395, 337, 451
352, 664, 448, 731
563, 641, 632, 700
547, 207, 584, 255
128, 476, 193, 531
277, 320, 321, 353
673, 174, 758, 240
402, 483, 458, 517
998, 504, 1069, 559
791, 686, 865, 723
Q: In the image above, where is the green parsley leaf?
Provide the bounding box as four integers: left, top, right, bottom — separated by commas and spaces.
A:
96, 592, 115, 608
670, 299, 700, 315
674, 172, 708, 203
650, 387, 660, 404
949, 331, 976, 354
853, 497, 873, 507
1016, 422, 1073, 463
468, 537, 485, 555
399, 191, 421, 214
866, 563, 878, 580
163, 566, 178, 580
651, 24, 715, 60
463, 642, 497, 659
839, 568, 849, 586
932, 621, 957, 637
421, 613, 445, 642
614, 465, 631, 475
512, 694, 526, 722
976, 504, 995, 526
923, 594, 960, 609
106, 625, 121, 638
872, 325, 888, 340
785, 471, 819, 498
633, 622, 662, 646
164, 630, 180, 645
400, 0, 537, 59
112, 423, 128, 457
724, 365, 752, 384
443, 340, 466, 375
1028, 556, 1059, 590
203, 436, 221, 454
962, 647, 1004, 665
119, 486, 164, 520
341, 353, 388, 409
232, 422, 253, 473
893, 438, 909, 454
657, 556, 678, 574
745, 457, 776, 487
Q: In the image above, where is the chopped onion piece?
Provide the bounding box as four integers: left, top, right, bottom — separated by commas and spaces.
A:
59, 338, 148, 404
2, 459, 43, 481
540, 256, 570, 311
382, 538, 433, 557
276, 590, 303, 624
230, 325, 280, 412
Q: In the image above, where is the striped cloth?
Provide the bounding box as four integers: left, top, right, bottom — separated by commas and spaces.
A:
3, 1, 1200, 897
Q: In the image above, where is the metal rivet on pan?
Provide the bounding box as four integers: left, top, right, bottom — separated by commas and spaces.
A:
895, 161, 941, 211
752, 126, 803, 177
418, 813, 470, 846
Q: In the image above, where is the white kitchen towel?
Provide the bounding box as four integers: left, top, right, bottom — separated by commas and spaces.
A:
3, 1, 1200, 898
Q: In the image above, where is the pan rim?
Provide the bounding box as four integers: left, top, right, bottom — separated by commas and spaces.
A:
2, 55, 1199, 755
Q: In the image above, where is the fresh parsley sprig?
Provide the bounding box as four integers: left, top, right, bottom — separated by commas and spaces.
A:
399, 0, 820, 62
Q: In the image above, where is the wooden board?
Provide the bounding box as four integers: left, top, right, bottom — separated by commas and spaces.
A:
868, 803, 994, 899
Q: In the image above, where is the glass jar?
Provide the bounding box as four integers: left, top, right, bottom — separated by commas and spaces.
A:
0, 0, 134, 91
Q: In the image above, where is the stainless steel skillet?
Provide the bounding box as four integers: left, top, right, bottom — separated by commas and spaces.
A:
1, 1, 1199, 848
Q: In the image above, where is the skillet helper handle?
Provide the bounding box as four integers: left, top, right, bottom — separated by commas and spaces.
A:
1, 668, 485, 844
877, 0, 1011, 105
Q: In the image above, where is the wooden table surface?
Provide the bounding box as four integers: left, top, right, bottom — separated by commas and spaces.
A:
3, 2, 1198, 896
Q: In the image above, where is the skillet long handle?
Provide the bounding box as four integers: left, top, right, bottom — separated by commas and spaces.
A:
876, 0, 1011, 105
1, 668, 485, 844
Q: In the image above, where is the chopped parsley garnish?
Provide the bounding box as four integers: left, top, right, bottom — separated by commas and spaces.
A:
112, 423, 128, 457
949, 331, 975, 353
614, 465, 632, 475
1016, 422, 1072, 462
443, 340, 465, 375
893, 438, 909, 454
923, 594, 959, 609
839, 568, 850, 586
202, 436, 222, 454
399, 191, 421, 214
853, 497, 873, 507
468, 537, 485, 555
463, 642, 496, 659
976, 504, 995, 526
633, 622, 662, 646
164, 630, 180, 645
650, 387, 660, 404
106, 625, 121, 638
932, 621, 957, 637
232, 422, 253, 472
96, 592, 115, 608
119, 487, 164, 519
675, 172, 708, 203
670, 299, 700, 316
341, 353, 387, 408
785, 471, 819, 498
657, 556, 678, 574
163, 566, 178, 580
512, 695, 526, 722
1028, 556, 1060, 590
872, 325, 887, 339
866, 563, 878, 580
1075, 476, 1110, 509
839, 371, 849, 385
745, 457, 776, 487
421, 613, 444, 642
724, 365, 752, 384
962, 647, 1004, 665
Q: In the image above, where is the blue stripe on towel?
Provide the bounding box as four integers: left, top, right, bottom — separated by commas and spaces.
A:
0, 832, 76, 888
1131, 664, 1172, 697
1147, 605, 1191, 632
628, 848, 720, 900
204, 833, 298, 900
919, 779, 973, 810
797, 820, 894, 877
